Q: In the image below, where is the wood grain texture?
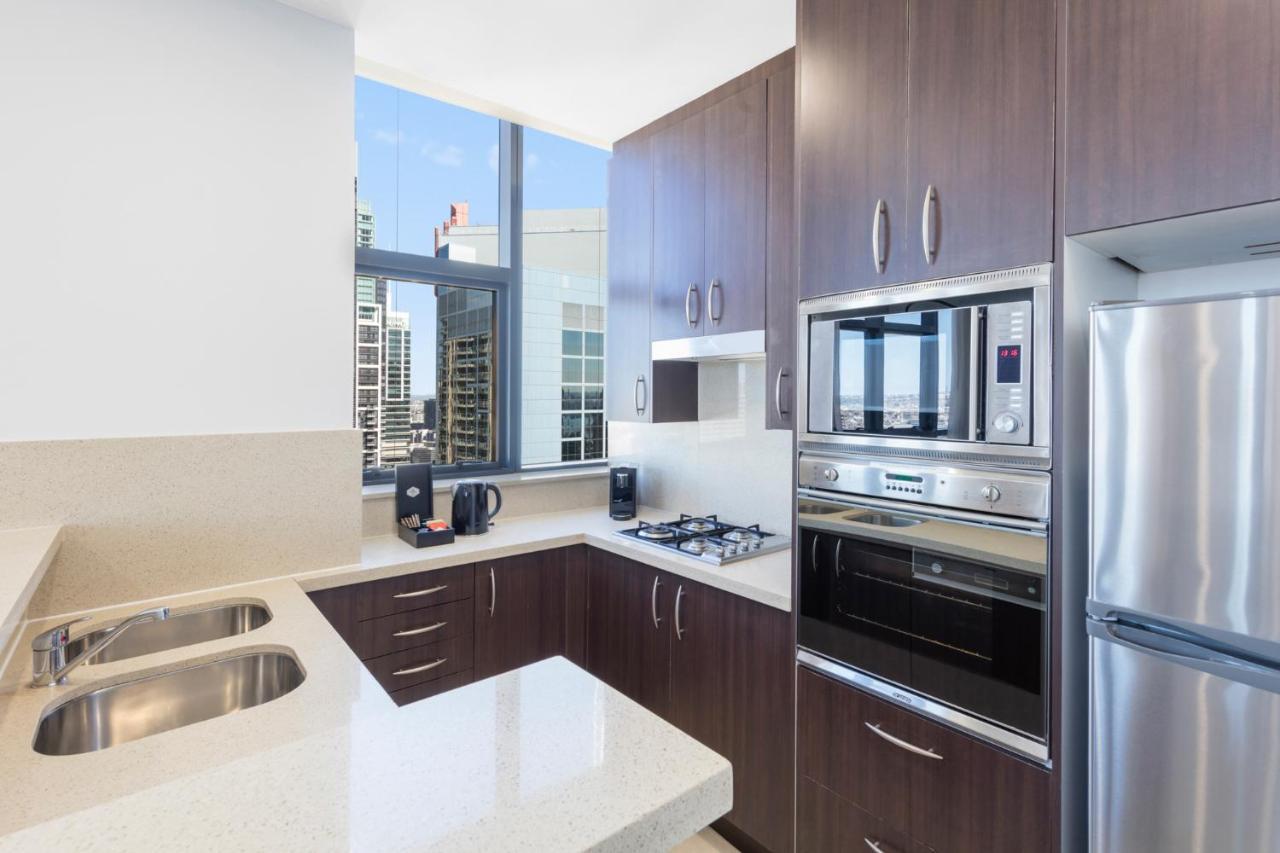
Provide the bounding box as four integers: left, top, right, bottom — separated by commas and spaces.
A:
797, 777, 911, 853
703, 79, 768, 335
583, 549, 672, 718
351, 597, 474, 660
472, 549, 567, 680
797, 0, 909, 299
354, 563, 475, 621
652, 110, 706, 341
1066, 0, 1280, 233
362, 635, 473, 692
605, 136, 655, 424
563, 544, 588, 667
765, 62, 798, 431
905, 0, 1055, 281
388, 669, 473, 706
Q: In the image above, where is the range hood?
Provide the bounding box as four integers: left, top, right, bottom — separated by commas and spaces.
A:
651, 330, 766, 362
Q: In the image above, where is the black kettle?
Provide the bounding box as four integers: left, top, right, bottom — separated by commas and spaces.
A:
451, 480, 502, 535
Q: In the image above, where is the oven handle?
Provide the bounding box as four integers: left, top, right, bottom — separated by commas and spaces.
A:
797, 488, 1049, 536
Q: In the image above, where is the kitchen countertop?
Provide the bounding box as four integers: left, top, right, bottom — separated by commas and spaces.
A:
0, 577, 731, 851
0, 527, 62, 659
302, 505, 793, 612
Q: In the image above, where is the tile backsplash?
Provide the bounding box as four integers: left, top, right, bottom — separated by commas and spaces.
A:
608, 360, 793, 532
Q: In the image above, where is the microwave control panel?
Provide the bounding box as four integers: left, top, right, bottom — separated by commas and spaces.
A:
985, 300, 1033, 445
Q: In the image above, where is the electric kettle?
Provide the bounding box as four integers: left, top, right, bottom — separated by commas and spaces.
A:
451, 480, 502, 535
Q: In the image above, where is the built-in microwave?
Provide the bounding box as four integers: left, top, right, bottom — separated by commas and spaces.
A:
799, 265, 1051, 467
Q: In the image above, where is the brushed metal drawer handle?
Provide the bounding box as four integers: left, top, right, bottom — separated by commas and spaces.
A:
864, 838, 892, 853
392, 621, 447, 638
393, 657, 447, 677
865, 722, 943, 760
392, 584, 448, 600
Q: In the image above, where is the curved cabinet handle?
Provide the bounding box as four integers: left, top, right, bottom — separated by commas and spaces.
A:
650, 576, 663, 628
707, 279, 722, 325
487, 566, 496, 617
392, 621, 447, 638
774, 367, 790, 419
393, 657, 447, 677
921, 184, 938, 265
865, 722, 943, 760
684, 282, 701, 327
810, 535, 819, 572
634, 374, 648, 416
393, 584, 448, 600
674, 584, 686, 640
864, 839, 895, 853
872, 198, 888, 274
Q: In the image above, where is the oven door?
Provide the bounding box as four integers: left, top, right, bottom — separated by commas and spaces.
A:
797, 490, 1048, 762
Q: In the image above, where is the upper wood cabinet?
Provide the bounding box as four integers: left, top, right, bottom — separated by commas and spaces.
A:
1066, 0, 1280, 234
797, 0, 1054, 297
652, 111, 707, 341
904, 0, 1055, 282
766, 63, 798, 430
798, 0, 909, 299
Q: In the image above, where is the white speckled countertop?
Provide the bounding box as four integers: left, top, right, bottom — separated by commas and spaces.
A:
303, 505, 793, 612
0, 527, 62, 659
0, 575, 731, 851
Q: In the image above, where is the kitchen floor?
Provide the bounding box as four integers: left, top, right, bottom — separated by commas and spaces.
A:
672, 828, 738, 852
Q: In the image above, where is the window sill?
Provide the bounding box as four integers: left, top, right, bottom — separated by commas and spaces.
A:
362, 465, 609, 501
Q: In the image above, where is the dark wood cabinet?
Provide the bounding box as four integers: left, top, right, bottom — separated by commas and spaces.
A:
606, 136, 657, 425
703, 80, 768, 336
583, 548, 672, 717
765, 63, 797, 431
798, 666, 1051, 853
652, 111, 707, 342
1066, 0, 1280, 234
904, 0, 1055, 281
797, 0, 908, 299
473, 549, 567, 680
797, 778, 910, 853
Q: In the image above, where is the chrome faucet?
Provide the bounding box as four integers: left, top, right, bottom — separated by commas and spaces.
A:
31, 607, 170, 687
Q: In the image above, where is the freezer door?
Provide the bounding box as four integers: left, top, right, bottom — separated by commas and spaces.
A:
1092, 293, 1280, 646
1089, 620, 1280, 853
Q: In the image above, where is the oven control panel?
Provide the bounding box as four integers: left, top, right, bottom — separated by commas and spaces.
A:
798, 454, 1050, 521
985, 300, 1033, 445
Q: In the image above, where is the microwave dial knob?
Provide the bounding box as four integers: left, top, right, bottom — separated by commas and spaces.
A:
992, 412, 1022, 434
823, 467, 839, 482
981, 484, 1002, 502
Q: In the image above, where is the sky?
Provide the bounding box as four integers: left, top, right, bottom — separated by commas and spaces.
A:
355, 76, 609, 396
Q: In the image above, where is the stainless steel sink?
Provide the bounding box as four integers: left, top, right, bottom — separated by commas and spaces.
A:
843, 511, 924, 528
33, 651, 304, 756
63, 602, 271, 665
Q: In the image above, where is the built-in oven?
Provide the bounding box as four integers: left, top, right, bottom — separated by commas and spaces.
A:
796, 453, 1050, 764
799, 264, 1050, 467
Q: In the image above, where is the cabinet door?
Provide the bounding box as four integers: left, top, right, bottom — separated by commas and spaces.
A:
797, 0, 908, 299
765, 63, 797, 431
704, 81, 767, 335
905, 0, 1054, 281
473, 550, 566, 680
584, 549, 671, 717
651, 111, 705, 341
797, 777, 912, 853
669, 579, 795, 853
906, 711, 1052, 853
606, 137, 653, 424
1066, 0, 1280, 233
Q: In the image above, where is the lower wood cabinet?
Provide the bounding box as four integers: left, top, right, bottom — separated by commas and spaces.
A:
473, 549, 567, 680
797, 666, 1051, 853
583, 548, 672, 717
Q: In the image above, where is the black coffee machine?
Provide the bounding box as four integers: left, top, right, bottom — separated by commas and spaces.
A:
451, 480, 502, 535
610, 466, 637, 520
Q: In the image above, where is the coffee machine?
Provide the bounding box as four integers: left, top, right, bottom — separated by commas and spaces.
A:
609, 466, 637, 520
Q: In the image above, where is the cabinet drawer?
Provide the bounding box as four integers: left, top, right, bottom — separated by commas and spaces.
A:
351, 598, 474, 660
364, 635, 473, 692
356, 563, 474, 621
798, 778, 911, 853
798, 666, 912, 833
388, 669, 473, 706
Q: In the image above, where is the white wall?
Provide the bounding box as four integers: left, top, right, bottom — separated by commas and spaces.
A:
1136, 256, 1280, 301
0, 0, 354, 441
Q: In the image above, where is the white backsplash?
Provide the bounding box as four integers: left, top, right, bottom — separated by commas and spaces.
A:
608, 361, 793, 533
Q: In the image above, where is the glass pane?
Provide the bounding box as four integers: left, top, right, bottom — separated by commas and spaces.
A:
583, 385, 603, 411
561, 440, 582, 462
521, 127, 610, 466
561, 413, 583, 438
354, 275, 497, 481
561, 386, 582, 411
354, 77, 500, 259
583, 358, 603, 383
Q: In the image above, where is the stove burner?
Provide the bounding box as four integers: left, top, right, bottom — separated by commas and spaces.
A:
722, 528, 762, 543
680, 518, 718, 533
679, 537, 722, 557
636, 524, 677, 540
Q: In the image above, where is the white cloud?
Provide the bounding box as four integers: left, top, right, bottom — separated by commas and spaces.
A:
421, 141, 464, 167
372, 128, 404, 145
488, 143, 500, 174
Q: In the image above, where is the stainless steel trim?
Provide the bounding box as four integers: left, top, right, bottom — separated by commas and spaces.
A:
651, 329, 766, 361
675, 585, 686, 640
392, 621, 447, 638
650, 576, 663, 629
968, 308, 981, 441
634, 374, 647, 415
865, 722, 943, 760
708, 278, 722, 324
864, 839, 887, 853
810, 534, 819, 570
487, 566, 496, 617
798, 264, 1051, 317
774, 367, 790, 419
872, 198, 887, 273
393, 584, 448, 600
922, 184, 937, 264
685, 281, 699, 327
393, 657, 447, 677
797, 648, 1050, 765
31, 608, 170, 687
1089, 285, 1280, 313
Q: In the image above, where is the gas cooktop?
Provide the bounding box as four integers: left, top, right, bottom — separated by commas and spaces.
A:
614, 514, 790, 566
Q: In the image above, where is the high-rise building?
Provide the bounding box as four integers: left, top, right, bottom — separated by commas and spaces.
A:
354, 274, 384, 469
356, 198, 375, 249
435, 286, 494, 464
380, 311, 412, 464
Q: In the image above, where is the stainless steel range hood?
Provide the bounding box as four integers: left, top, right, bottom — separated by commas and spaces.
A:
650, 330, 766, 361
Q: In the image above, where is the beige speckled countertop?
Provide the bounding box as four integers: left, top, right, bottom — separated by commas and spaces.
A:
0, 576, 731, 851
302, 505, 793, 612
0, 527, 62, 660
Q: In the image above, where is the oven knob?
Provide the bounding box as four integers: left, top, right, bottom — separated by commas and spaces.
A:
992, 412, 1023, 434
981, 484, 1002, 502
823, 467, 839, 482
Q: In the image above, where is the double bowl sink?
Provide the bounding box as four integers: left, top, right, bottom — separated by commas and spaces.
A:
32, 602, 304, 756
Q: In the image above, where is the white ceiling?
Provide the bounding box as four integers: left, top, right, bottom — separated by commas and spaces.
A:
278, 0, 796, 148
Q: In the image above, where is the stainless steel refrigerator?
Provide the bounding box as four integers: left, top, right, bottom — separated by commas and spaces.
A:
1088, 290, 1280, 852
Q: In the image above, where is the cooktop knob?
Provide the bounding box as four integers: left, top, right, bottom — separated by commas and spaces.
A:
992, 412, 1022, 434
823, 467, 839, 482
981, 484, 1002, 502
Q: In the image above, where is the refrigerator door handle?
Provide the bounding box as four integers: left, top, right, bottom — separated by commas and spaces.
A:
1089, 616, 1280, 690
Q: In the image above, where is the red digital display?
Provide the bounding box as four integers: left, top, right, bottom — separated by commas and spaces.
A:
996, 345, 1023, 383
